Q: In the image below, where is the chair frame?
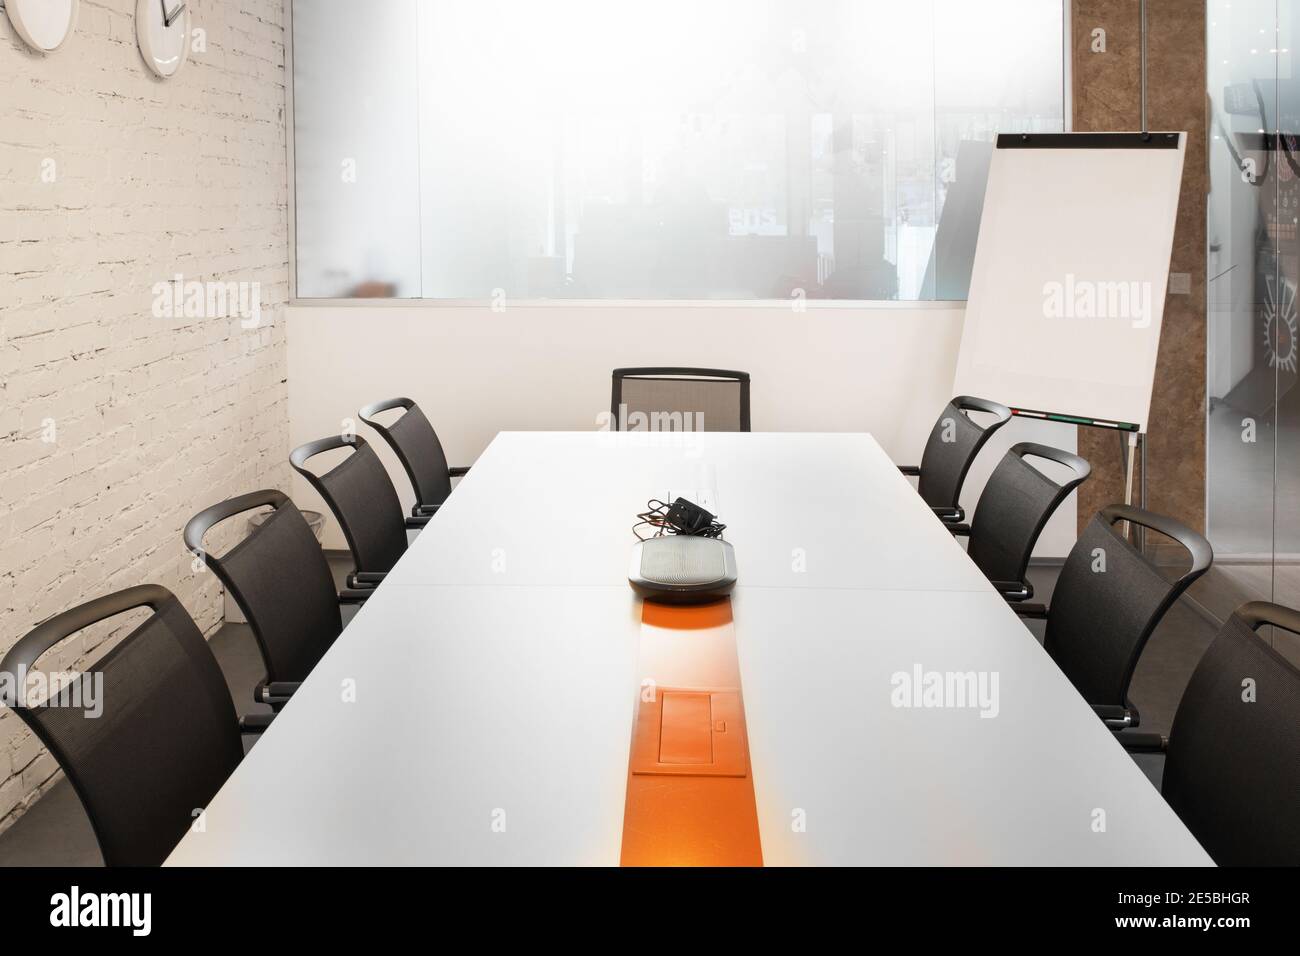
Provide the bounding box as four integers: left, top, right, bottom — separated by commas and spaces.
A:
610, 367, 751, 432
950, 441, 1091, 601
2, 585, 176, 696
1236, 600, 1300, 633
1116, 601, 1300, 865
0, 585, 268, 866
185, 489, 369, 707
1120, 600, 1300, 748
1017, 503, 1213, 730
357, 397, 470, 517
290, 434, 427, 590
899, 394, 1013, 523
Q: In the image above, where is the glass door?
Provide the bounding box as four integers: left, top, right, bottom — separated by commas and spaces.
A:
1207, 0, 1300, 664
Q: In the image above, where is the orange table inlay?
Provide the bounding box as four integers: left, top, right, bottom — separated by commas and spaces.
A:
620, 600, 763, 867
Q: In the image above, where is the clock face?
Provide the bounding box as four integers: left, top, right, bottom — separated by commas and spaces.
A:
6, 0, 79, 53
136, 0, 191, 79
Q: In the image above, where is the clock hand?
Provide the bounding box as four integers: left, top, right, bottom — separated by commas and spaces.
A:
163, 1, 188, 28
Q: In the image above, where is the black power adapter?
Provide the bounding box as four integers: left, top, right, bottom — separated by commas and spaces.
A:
665, 498, 721, 536
633, 497, 726, 540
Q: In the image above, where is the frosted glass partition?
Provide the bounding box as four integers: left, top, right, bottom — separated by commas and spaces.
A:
292, 0, 422, 298
1206, 0, 1300, 662
292, 0, 1064, 300
930, 0, 1065, 299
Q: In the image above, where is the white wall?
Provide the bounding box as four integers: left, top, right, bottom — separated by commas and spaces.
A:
286, 303, 1079, 557
0, 0, 289, 831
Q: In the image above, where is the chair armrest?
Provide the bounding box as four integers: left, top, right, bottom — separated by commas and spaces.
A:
256, 680, 301, 705
932, 506, 964, 523
992, 581, 1033, 602
413, 503, 440, 517
239, 713, 276, 735
448, 466, 471, 478
1013, 603, 1049, 620
1117, 731, 1166, 753
405, 515, 431, 529
1093, 703, 1140, 730
339, 588, 373, 605
947, 523, 971, 536
898, 465, 921, 477
347, 571, 386, 589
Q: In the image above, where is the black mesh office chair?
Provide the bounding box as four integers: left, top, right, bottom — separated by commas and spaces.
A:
185, 490, 370, 708
290, 434, 426, 590
949, 442, 1091, 601
899, 395, 1012, 523
1122, 602, 1300, 866
1015, 504, 1213, 730
610, 367, 751, 432
358, 397, 471, 517
0, 585, 266, 866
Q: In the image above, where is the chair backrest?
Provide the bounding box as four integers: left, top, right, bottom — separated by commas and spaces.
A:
1044, 505, 1213, 707
967, 442, 1091, 594
1162, 602, 1300, 866
185, 490, 342, 683
290, 435, 407, 575
0, 585, 242, 866
611, 367, 751, 432
916, 395, 1012, 512
359, 397, 452, 510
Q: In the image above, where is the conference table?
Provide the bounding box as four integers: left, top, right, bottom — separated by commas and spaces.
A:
167, 432, 1211, 866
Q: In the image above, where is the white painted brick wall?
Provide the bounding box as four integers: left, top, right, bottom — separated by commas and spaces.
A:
0, 0, 290, 833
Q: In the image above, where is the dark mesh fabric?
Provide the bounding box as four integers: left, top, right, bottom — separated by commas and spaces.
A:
386, 404, 451, 507
1043, 516, 1177, 705
967, 451, 1064, 585
616, 375, 746, 432
319, 442, 407, 573
1162, 614, 1300, 866
219, 503, 342, 681
26, 597, 242, 866
916, 402, 987, 510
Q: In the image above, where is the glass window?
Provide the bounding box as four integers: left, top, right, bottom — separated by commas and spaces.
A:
291, 0, 1065, 300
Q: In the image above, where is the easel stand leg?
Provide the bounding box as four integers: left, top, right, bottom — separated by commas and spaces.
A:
1122, 431, 1141, 543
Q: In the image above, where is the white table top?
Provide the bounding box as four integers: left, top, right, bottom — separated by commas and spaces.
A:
167, 432, 1210, 866
381, 431, 992, 593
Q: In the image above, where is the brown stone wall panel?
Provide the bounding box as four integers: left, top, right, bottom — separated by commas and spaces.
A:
1146, 0, 1208, 533
1073, 0, 1142, 131
1077, 429, 1127, 527
1072, 0, 1207, 534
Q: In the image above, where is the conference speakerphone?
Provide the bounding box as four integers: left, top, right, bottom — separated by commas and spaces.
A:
628, 497, 737, 604
629, 535, 738, 604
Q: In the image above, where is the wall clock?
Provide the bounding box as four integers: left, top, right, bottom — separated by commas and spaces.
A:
6, 0, 79, 53
136, 0, 190, 79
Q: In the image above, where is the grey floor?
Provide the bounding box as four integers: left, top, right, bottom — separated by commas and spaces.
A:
1206, 378, 1300, 558
0, 558, 1229, 867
